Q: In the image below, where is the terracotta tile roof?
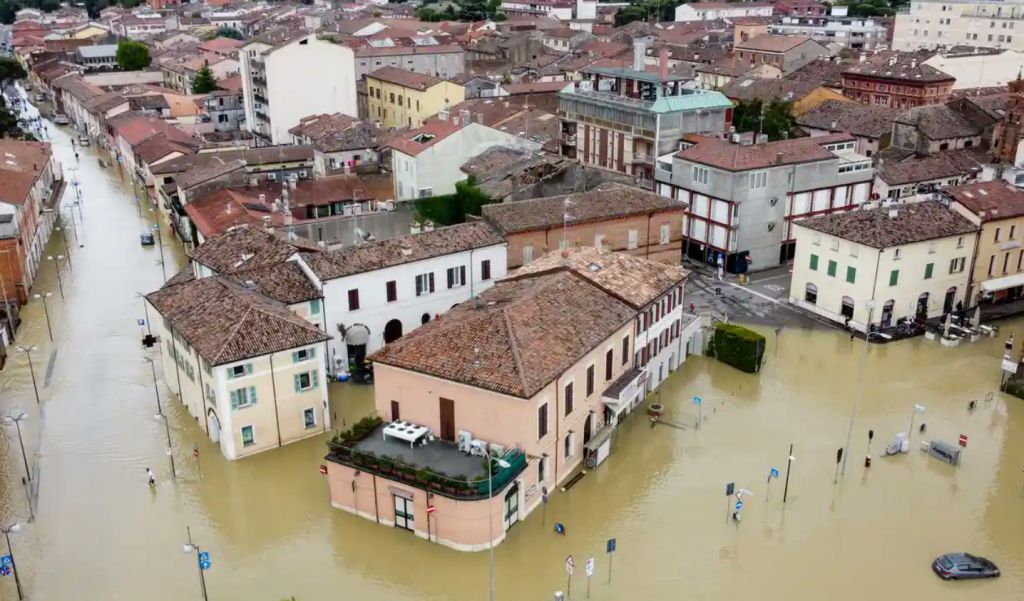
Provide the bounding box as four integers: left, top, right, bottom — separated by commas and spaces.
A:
222, 261, 322, 305
367, 66, 446, 91
387, 119, 462, 157
796, 99, 899, 139
175, 157, 245, 190
842, 55, 954, 83
0, 139, 50, 206
183, 189, 278, 238
241, 145, 314, 164
190, 224, 317, 274
198, 36, 244, 54
502, 80, 570, 94
245, 175, 377, 207
943, 181, 1024, 221
505, 246, 688, 309
146, 276, 330, 366
113, 116, 196, 148
482, 182, 683, 234
675, 132, 855, 171
134, 136, 197, 164
369, 269, 636, 398
795, 201, 977, 249
894, 104, 994, 140
785, 57, 851, 89
216, 74, 243, 93
288, 114, 383, 152
303, 221, 504, 281
721, 77, 821, 103
876, 151, 982, 186
736, 34, 815, 53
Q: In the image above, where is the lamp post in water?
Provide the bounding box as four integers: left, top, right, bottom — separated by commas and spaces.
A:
1, 523, 24, 600
32, 292, 53, 342
841, 300, 873, 477
487, 456, 511, 601
15, 346, 39, 405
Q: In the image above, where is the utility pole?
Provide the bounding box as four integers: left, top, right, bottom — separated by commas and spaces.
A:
782, 444, 795, 503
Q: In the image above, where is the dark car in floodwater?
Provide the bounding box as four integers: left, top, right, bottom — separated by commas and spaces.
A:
933, 553, 1000, 580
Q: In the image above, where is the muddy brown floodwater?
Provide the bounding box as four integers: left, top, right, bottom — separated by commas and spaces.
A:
1, 89, 1024, 601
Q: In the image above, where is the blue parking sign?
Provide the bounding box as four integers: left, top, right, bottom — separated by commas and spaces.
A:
693, 396, 701, 406
1, 555, 11, 568
198, 551, 211, 570
735, 500, 744, 511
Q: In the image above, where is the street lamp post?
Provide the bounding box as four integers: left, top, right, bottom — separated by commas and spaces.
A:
841, 301, 874, 477
782, 444, 795, 503
182, 527, 209, 601
53, 225, 72, 270
152, 223, 167, 282
908, 404, 926, 447
136, 292, 153, 336
2, 523, 24, 601
156, 412, 178, 480
47, 255, 65, 299
144, 356, 163, 416
2, 413, 31, 483
15, 347, 39, 405
487, 456, 511, 601
32, 292, 53, 342
62, 209, 83, 248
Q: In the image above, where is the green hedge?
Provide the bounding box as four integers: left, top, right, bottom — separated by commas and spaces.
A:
709, 323, 765, 373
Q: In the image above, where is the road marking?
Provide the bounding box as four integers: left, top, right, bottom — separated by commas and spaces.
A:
726, 282, 783, 305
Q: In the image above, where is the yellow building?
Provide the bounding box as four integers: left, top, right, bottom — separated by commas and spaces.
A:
946, 181, 1024, 306
366, 66, 465, 129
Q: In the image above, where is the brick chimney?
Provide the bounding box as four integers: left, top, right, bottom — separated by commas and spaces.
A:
659, 48, 669, 82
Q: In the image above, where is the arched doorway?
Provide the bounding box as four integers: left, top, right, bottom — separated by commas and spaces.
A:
917, 292, 930, 319
881, 300, 895, 327
207, 409, 221, 444
840, 296, 855, 320
805, 283, 818, 304
943, 286, 957, 314
384, 319, 403, 344
503, 483, 519, 530
421, 313, 430, 325
583, 413, 593, 444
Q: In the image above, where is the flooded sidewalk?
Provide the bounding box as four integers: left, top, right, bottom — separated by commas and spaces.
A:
0, 89, 1022, 601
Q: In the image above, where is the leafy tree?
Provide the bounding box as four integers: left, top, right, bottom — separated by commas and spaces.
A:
0, 57, 28, 139
191, 62, 219, 94
731, 99, 798, 142
116, 39, 151, 71
215, 26, 243, 40
0, 57, 27, 84
0, 1, 17, 25
613, 0, 682, 25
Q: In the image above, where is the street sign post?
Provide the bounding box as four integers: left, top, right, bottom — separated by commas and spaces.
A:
198, 551, 211, 571
725, 481, 735, 522
767, 467, 779, 499
606, 538, 616, 583
834, 447, 843, 484
565, 555, 574, 598
693, 395, 702, 428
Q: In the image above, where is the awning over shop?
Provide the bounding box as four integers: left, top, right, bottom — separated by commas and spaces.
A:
981, 272, 1024, 293
602, 367, 645, 414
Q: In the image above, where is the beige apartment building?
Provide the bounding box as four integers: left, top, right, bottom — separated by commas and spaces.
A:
789, 201, 977, 331
325, 248, 689, 550
945, 181, 1024, 305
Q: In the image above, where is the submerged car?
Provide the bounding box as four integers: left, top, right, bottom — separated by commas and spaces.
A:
933, 553, 1000, 580
53, 114, 69, 125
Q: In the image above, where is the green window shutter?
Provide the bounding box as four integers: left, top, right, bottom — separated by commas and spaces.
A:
311, 370, 319, 389
245, 363, 253, 375
809, 254, 818, 270
924, 263, 934, 279
889, 269, 899, 286
846, 266, 856, 283
249, 386, 257, 405
827, 260, 837, 277
292, 351, 299, 363
309, 347, 316, 358
294, 374, 301, 393
230, 389, 239, 410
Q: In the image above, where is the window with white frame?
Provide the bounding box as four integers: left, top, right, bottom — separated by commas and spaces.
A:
292, 347, 315, 363
748, 171, 767, 189
415, 272, 435, 296
660, 223, 670, 244
692, 166, 709, 185
230, 386, 257, 410
228, 363, 253, 379
627, 229, 639, 250
303, 408, 316, 429
523, 244, 534, 263
446, 265, 466, 288
594, 233, 605, 249
241, 425, 255, 446
294, 370, 318, 392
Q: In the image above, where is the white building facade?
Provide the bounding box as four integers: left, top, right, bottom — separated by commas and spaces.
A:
301, 222, 509, 373
241, 34, 358, 145
675, 1, 773, 21
893, 0, 1024, 52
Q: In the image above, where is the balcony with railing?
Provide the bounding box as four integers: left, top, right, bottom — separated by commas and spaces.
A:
253, 92, 268, 105
327, 420, 528, 500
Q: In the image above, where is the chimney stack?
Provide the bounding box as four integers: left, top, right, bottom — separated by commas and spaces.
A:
632, 39, 646, 72
659, 48, 669, 83
774, 152, 784, 165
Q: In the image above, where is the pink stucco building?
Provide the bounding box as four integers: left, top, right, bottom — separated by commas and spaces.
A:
325, 247, 692, 550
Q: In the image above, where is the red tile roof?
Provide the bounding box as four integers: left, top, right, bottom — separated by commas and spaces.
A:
944, 181, 1024, 221
0, 140, 51, 206
676, 133, 855, 171
387, 119, 462, 157
367, 66, 447, 91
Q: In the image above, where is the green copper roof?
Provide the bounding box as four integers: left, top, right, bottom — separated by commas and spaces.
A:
650, 91, 733, 114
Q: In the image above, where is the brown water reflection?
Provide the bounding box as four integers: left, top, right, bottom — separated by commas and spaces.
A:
1, 103, 1023, 600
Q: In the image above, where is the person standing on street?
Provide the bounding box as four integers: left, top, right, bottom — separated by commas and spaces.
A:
146, 468, 156, 488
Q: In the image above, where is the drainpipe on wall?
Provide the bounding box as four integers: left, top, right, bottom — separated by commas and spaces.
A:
553, 379, 560, 485
269, 353, 283, 447
196, 361, 210, 436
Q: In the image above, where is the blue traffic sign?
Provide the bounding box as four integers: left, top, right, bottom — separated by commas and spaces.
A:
606, 538, 616, 553
692, 396, 701, 405
0, 565, 9, 577
198, 551, 211, 570
735, 500, 744, 511
1, 555, 11, 568
770, 467, 780, 479
137, 319, 146, 327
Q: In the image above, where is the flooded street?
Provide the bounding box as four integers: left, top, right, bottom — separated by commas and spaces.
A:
2, 94, 1024, 601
